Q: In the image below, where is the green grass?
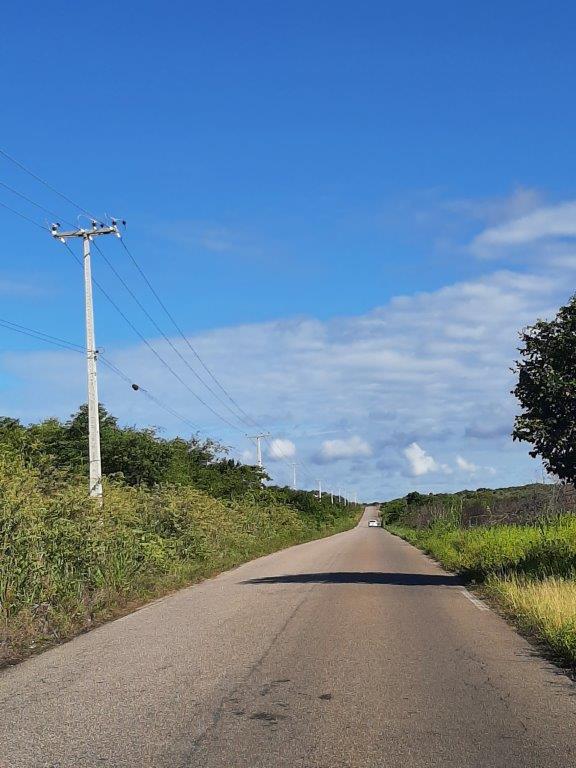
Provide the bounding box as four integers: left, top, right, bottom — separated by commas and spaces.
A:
387, 515, 576, 666
0, 453, 360, 667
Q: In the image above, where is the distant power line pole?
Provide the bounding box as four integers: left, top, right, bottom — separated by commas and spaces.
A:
292, 463, 297, 489
318, 479, 322, 501
51, 220, 121, 502
250, 433, 268, 468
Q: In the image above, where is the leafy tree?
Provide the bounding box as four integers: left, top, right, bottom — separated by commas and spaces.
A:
405, 491, 424, 506
513, 295, 576, 483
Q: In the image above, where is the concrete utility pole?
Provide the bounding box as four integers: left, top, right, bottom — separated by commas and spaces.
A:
330, 489, 334, 504
250, 434, 268, 468
51, 220, 121, 502
318, 479, 322, 501
292, 463, 297, 489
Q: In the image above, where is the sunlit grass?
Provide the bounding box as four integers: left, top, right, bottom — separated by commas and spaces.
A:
487, 575, 576, 663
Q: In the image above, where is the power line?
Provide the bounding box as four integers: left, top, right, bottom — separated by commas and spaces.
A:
0, 199, 48, 231
118, 237, 262, 428
0, 317, 84, 353
0, 180, 71, 226
60, 241, 247, 436
98, 357, 201, 434
0, 147, 95, 219
93, 240, 253, 429
0, 314, 209, 441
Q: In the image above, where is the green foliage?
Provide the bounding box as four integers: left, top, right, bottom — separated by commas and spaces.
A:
513, 295, 576, 483
0, 404, 267, 496
0, 451, 359, 666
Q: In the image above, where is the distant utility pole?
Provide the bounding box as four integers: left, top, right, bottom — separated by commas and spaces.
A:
292, 463, 297, 489
318, 479, 322, 501
250, 433, 268, 468
52, 220, 121, 502
330, 489, 334, 505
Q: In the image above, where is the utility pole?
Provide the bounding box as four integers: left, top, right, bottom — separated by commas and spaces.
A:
250, 433, 268, 468
291, 463, 297, 489
318, 479, 322, 501
330, 489, 334, 504
51, 220, 121, 502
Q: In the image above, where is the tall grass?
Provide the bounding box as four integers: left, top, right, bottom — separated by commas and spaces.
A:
389, 514, 576, 579
0, 453, 358, 666
487, 575, 576, 662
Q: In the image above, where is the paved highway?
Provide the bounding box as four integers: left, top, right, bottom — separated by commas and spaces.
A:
2, 507, 575, 767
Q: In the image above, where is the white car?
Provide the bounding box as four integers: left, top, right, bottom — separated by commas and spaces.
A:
368, 519, 380, 527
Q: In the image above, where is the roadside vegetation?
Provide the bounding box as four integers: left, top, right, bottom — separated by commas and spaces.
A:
0, 406, 360, 667
382, 487, 576, 665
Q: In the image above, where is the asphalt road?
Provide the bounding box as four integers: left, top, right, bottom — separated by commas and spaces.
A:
2, 507, 576, 767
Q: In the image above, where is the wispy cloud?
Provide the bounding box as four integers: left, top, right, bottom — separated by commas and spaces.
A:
456, 455, 477, 473
313, 436, 372, 464
470, 197, 576, 260
0, 277, 51, 297
154, 220, 264, 258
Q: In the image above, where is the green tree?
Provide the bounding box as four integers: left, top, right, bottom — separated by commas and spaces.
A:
513, 295, 576, 483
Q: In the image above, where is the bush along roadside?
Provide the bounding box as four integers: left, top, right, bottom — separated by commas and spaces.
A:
0, 452, 360, 667
381, 491, 576, 667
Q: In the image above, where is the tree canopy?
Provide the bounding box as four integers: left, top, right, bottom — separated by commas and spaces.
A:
512, 295, 576, 483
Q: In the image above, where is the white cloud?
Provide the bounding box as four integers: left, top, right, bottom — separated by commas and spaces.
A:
456, 455, 478, 473
315, 436, 372, 463
404, 443, 439, 476
267, 438, 296, 461
472, 199, 576, 257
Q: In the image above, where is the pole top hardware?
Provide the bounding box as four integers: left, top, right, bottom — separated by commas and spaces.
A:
51, 219, 125, 241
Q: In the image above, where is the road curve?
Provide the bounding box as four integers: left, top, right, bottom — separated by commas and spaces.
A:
2, 507, 575, 767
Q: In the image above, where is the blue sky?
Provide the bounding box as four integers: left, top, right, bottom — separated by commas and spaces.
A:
0, 1, 575, 499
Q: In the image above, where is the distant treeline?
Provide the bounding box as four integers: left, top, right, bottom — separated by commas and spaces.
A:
380, 483, 576, 529
0, 404, 266, 498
